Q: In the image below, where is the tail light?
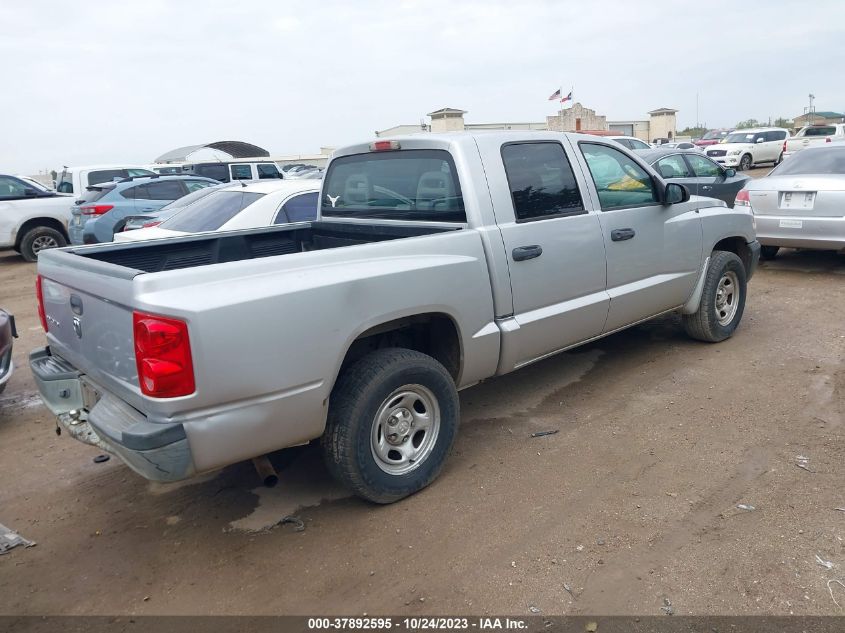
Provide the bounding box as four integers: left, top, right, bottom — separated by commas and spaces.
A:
133, 312, 195, 398
782, 140, 787, 153
735, 189, 751, 208
142, 221, 161, 228
36, 275, 48, 332
79, 204, 114, 216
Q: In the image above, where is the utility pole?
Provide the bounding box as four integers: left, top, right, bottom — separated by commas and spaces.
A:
808, 93, 815, 125
696, 92, 699, 129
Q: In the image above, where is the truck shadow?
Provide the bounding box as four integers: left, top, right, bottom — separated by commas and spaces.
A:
757, 248, 845, 275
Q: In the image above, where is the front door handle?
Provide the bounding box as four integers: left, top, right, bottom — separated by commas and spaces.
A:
701, 185, 713, 191
512, 245, 543, 261
611, 228, 636, 242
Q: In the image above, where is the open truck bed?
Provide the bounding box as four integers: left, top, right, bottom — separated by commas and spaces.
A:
75, 221, 459, 273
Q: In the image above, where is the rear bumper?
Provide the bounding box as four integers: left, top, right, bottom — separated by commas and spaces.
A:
29, 346, 195, 481
755, 215, 845, 251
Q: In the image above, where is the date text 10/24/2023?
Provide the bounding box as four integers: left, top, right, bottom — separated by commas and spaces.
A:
307, 617, 529, 630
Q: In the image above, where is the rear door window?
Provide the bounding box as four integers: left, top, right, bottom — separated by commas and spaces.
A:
144, 180, 186, 200
88, 169, 127, 186
580, 143, 658, 210
195, 164, 229, 181
162, 191, 265, 232
274, 191, 319, 223
501, 142, 584, 221
257, 163, 281, 179
322, 149, 465, 222
230, 164, 253, 180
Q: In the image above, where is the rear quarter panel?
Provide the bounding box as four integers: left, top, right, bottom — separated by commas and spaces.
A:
131, 228, 500, 471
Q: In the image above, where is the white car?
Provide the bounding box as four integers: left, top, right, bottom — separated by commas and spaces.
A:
0, 174, 77, 261
114, 179, 321, 242
783, 124, 845, 158
703, 128, 790, 170
54, 165, 155, 195
607, 136, 652, 150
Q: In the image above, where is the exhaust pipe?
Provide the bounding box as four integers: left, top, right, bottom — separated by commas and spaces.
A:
252, 455, 279, 488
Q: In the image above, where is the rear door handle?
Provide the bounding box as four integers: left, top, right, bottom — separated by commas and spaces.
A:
611, 228, 636, 242
512, 245, 543, 261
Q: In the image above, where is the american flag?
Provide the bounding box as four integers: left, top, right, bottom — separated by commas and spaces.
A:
548, 88, 562, 101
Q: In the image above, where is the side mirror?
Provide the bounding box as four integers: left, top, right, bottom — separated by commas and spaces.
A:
724, 168, 737, 177
664, 182, 690, 204
755, 138, 765, 144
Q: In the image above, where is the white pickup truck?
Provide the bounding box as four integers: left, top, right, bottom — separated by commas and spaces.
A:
0, 174, 74, 261
784, 124, 845, 158
30, 132, 759, 503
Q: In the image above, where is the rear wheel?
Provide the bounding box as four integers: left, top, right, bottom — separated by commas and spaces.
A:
19, 227, 66, 262
683, 250, 747, 343
760, 245, 780, 260
322, 348, 459, 503
773, 152, 784, 166
739, 154, 753, 171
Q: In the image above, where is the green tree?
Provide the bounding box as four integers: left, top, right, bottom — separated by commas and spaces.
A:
736, 118, 761, 129
773, 117, 793, 129
679, 126, 707, 138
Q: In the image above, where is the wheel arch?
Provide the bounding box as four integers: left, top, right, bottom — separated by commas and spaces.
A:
713, 236, 753, 273
333, 312, 464, 391
14, 217, 69, 250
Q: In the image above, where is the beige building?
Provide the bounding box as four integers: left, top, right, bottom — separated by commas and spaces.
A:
378, 105, 678, 142
791, 110, 845, 129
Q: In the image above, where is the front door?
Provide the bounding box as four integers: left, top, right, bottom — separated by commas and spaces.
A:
575, 141, 703, 332
484, 140, 610, 371
684, 153, 745, 206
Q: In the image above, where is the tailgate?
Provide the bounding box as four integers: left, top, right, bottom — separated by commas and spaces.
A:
38, 248, 139, 400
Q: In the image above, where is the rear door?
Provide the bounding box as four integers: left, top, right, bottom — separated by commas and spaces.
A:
479, 138, 610, 370
134, 180, 187, 212
575, 141, 703, 332
684, 153, 743, 206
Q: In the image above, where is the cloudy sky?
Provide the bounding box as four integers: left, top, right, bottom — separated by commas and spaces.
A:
2, 0, 843, 174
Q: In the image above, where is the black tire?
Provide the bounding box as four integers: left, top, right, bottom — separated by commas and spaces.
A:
760, 245, 780, 260
19, 227, 66, 262
773, 152, 784, 166
739, 154, 753, 171
683, 250, 747, 343
322, 348, 459, 504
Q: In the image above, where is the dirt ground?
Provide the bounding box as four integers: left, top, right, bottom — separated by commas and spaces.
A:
1, 205, 844, 616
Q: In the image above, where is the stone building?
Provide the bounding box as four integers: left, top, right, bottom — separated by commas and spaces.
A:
546, 103, 607, 133
377, 105, 678, 142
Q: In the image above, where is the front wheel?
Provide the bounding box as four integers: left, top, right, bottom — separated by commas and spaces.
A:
683, 250, 747, 343
739, 154, 753, 171
322, 348, 460, 503
19, 226, 67, 262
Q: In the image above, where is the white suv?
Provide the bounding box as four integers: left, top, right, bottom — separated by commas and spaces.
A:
704, 128, 790, 170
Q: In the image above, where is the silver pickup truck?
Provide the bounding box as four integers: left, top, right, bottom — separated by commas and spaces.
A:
30, 131, 759, 503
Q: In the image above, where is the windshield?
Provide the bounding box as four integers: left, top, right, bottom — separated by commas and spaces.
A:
724, 132, 756, 144
322, 149, 465, 222
161, 190, 265, 232
769, 147, 845, 176
702, 130, 727, 140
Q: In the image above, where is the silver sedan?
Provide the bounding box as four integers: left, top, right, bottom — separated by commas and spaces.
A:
737, 145, 845, 258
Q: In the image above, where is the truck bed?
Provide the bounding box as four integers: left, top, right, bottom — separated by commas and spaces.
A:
73, 221, 459, 273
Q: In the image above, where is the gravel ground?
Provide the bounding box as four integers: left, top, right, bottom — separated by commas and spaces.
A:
1, 206, 843, 616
